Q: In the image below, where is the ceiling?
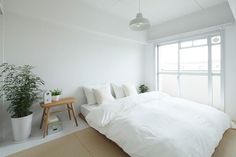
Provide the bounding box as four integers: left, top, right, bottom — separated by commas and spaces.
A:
79, 0, 227, 25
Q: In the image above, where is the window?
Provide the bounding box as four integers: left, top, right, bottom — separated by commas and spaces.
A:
157, 33, 223, 110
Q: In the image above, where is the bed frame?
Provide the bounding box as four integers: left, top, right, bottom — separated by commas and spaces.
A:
79, 113, 87, 123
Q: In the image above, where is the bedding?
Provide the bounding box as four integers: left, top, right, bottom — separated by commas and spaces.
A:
83, 84, 113, 105
93, 85, 114, 104
86, 91, 231, 157
112, 83, 126, 98
80, 104, 99, 117
83, 87, 97, 105
122, 84, 138, 96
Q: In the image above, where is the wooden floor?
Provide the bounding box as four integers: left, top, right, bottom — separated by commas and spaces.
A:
8, 128, 236, 157
212, 128, 236, 157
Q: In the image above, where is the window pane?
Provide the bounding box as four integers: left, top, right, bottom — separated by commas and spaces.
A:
212, 45, 221, 73
181, 41, 192, 48
158, 34, 223, 109
159, 44, 178, 72
180, 75, 208, 105
159, 74, 178, 97
211, 36, 221, 44
193, 39, 207, 46
212, 76, 223, 110
180, 46, 208, 72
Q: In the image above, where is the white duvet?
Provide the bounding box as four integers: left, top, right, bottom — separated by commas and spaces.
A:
86, 92, 231, 157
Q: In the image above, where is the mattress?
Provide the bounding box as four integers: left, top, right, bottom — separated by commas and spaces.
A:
80, 104, 99, 117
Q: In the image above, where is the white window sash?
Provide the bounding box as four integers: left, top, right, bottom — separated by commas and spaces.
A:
156, 31, 225, 111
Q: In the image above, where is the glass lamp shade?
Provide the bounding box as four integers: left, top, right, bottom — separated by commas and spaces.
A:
129, 13, 151, 31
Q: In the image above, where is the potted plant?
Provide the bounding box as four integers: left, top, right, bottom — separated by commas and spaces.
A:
0, 63, 44, 142
139, 84, 149, 93
50, 89, 62, 101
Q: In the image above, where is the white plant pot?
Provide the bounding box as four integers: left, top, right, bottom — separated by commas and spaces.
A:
11, 113, 33, 142
52, 95, 60, 101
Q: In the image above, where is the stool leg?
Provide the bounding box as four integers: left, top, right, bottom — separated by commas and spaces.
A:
43, 108, 50, 138
40, 108, 46, 129
67, 104, 72, 120
70, 104, 78, 127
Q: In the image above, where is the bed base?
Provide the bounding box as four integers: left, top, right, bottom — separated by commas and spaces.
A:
79, 113, 87, 123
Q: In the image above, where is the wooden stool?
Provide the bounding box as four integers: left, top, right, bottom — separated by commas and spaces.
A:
40, 97, 78, 137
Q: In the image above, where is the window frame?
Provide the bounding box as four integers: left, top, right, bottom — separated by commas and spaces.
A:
155, 31, 225, 110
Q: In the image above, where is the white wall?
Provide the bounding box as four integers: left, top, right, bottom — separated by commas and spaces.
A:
225, 23, 236, 120
147, 2, 235, 41
5, 0, 146, 43
144, 44, 156, 91
228, 0, 236, 20
0, 4, 3, 143
4, 11, 145, 102
0, 7, 146, 141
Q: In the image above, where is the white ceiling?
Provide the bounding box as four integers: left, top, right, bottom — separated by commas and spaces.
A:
79, 0, 227, 25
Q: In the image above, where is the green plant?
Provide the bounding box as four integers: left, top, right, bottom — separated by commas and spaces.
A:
50, 89, 62, 96
0, 63, 44, 118
139, 84, 149, 93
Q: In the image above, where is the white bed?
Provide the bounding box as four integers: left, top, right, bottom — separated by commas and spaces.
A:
80, 104, 99, 117
86, 91, 231, 157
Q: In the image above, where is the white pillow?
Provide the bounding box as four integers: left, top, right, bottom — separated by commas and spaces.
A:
123, 84, 138, 96
111, 84, 126, 99
93, 86, 115, 105
83, 87, 97, 105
